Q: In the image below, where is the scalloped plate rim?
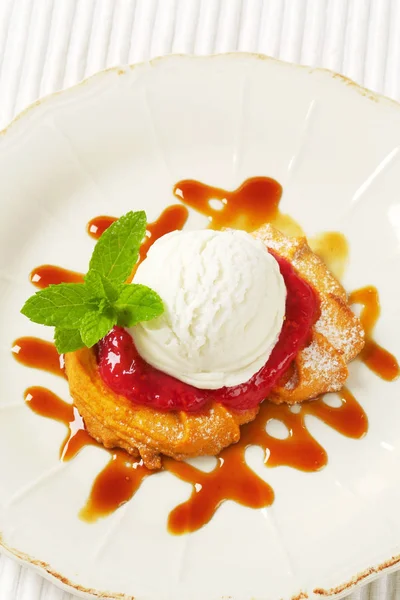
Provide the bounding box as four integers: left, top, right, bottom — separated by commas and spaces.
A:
0, 52, 399, 600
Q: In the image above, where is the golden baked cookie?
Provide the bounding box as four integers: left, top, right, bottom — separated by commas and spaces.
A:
65, 224, 364, 468
65, 348, 258, 469
253, 224, 365, 403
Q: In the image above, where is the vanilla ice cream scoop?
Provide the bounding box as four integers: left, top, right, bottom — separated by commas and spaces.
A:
129, 229, 286, 389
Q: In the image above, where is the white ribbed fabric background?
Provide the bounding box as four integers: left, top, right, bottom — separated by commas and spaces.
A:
0, 0, 399, 598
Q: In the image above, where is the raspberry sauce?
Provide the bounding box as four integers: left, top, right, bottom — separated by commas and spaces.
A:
98, 253, 319, 412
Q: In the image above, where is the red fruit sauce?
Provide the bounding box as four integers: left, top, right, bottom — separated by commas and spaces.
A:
98, 253, 319, 412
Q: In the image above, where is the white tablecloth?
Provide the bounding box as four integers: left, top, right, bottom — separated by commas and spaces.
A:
0, 1, 399, 598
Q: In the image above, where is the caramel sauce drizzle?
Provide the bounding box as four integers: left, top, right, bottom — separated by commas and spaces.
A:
87, 215, 117, 239
30, 265, 84, 289
12, 337, 65, 378
165, 445, 274, 534
350, 286, 399, 381
13, 176, 397, 533
24, 386, 95, 461
173, 177, 281, 231
79, 453, 152, 522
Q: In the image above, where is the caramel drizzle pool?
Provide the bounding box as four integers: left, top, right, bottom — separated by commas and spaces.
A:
13, 177, 399, 535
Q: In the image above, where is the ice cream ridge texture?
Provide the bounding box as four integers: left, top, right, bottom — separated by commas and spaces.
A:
131, 230, 287, 389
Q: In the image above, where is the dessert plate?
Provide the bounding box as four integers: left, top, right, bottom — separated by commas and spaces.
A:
0, 54, 400, 600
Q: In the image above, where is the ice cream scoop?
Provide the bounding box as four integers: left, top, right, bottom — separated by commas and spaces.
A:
129, 229, 286, 389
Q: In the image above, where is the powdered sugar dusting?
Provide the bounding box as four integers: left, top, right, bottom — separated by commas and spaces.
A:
301, 341, 344, 390
284, 377, 297, 390
315, 299, 365, 362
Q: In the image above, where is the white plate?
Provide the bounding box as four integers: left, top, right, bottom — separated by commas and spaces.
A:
0, 54, 399, 600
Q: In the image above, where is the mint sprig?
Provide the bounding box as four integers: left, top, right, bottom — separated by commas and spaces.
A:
21, 211, 164, 354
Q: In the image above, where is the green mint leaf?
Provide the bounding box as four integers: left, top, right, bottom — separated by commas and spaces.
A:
20, 211, 165, 352
80, 306, 117, 348
54, 328, 84, 354
85, 269, 119, 303
89, 210, 146, 283
115, 284, 164, 327
21, 284, 96, 328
